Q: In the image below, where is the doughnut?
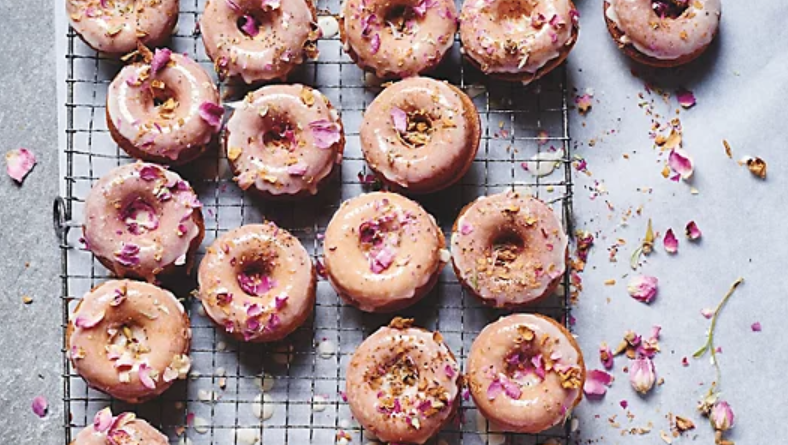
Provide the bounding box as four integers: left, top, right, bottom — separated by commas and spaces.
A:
345, 317, 461, 444
67, 280, 192, 404
82, 162, 205, 282
323, 192, 448, 312
340, 0, 458, 78
66, 0, 178, 57
451, 191, 568, 308
225, 84, 344, 198
107, 49, 222, 165
200, 0, 320, 84
459, 0, 580, 84
197, 222, 316, 342
360, 77, 480, 194
71, 409, 167, 444
604, 0, 721, 67
467, 313, 585, 433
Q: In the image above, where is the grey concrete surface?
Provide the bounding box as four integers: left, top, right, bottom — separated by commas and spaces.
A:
0, 0, 63, 443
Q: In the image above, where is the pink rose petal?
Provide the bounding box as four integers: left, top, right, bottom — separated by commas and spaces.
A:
275, 295, 288, 310
286, 162, 308, 176
5, 148, 36, 183
620, 399, 629, 409
460, 223, 473, 235
150, 48, 172, 75
627, 275, 658, 303
309, 119, 341, 149
138, 164, 162, 181
583, 370, 613, 397
668, 148, 694, 180
108, 429, 132, 445
501, 377, 522, 399
93, 407, 113, 432
751, 322, 762, 332
676, 89, 696, 109
685, 220, 701, 241
75, 310, 106, 329
486, 380, 503, 400
31, 396, 48, 418
138, 363, 156, 389
370, 246, 395, 273
599, 343, 614, 369
370, 33, 381, 54
701, 308, 714, 319
663, 228, 678, 254
198, 102, 224, 131
240, 15, 260, 37
390, 106, 407, 134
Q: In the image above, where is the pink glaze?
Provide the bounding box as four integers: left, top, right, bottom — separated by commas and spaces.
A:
323, 192, 448, 313
82, 162, 204, 282
107, 52, 221, 164
606, 0, 721, 60
346, 318, 461, 444
66, 0, 178, 56
72, 409, 168, 444
68, 280, 192, 403
360, 77, 480, 193
225, 84, 344, 197
200, 0, 320, 83
451, 191, 567, 308
198, 222, 316, 342
460, 0, 578, 79
341, 0, 458, 78
467, 314, 585, 433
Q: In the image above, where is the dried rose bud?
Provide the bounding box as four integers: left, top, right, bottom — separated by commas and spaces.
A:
627, 275, 658, 303
711, 401, 734, 432
629, 358, 656, 394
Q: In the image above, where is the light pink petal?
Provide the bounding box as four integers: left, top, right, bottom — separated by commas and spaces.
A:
138, 363, 157, 389
627, 275, 658, 303
5, 148, 36, 183
501, 377, 522, 399
685, 220, 702, 240
240, 15, 260, 37
711, 401, 735, 431
198, 102, 224, 131
93, 407, 113, 432
599, 344, 614, 369
75, 310, 105, 329
138, 164, 162, 181
31, 396, 48, 418
444, 364, 456, 378
370, 246, 395, 273
275, 295, 288, 310
701, 308, 714, 319
286, 162, 308, 176
390, 106, 407, 134
486, 380, 503, 400
663, 228, 678, 254
309, 119, 341, 149
668, 148, 694, 180
676, 89, 696, 109
246, 303, 264, 317
370, 33, 381, 54
583, 370, 613, 397
460, 223, 473, 235
150, 48, 172, 75
751, 322, 762, 332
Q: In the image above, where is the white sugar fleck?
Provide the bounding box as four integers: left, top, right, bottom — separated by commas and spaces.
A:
312, 395, 328, 412
252, 393, 274, 420
236, 428, 260, 445
318, 16, 339, 38
318, 339, 337, 359
521, 148, 565, 178
193, 416, 210, 434
216, 341, 227, 351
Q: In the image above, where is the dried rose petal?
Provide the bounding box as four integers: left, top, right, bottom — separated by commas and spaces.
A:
198, 102, 224, 131
663, 229, 678, 254
501, 377, 522, 399
486, 380, 503, 400
629, 357, 655, 394
114, 243, 140, 267
138, 363, 157, 389
240, 15, 260, 37
107, 429, 132, 445
93, 407, 113, 432
246, 303, 264, 317
676, 88, 696, 109
685, 221, 701, 241
412, 0, 436, 16
138, 164, 162, 181
460, 223, 473, 235
75, 310, 106, 329
583, 370, 613, 397
275, 295, 288, 310
5, 148, 36, 183
701, 308, 714, 319
444, 364, 455, 378
370, 33, 381, 54
668, 148, 694, 180
599, 343, 614, 369
238, 273, 276, 296
751, 322, 762, 332
309, 119, 341, 149
361, 14, 377, 36
370, 246, 395, 273
31, 396, 48, 418
150, 48, 172, 75
390, 106, 407, 134
627, 275, 658, 303
286, 162, 308, 176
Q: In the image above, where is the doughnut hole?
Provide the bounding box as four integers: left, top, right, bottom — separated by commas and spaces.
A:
383, 3, 422, 36
260, 112, 298, 151
375, 352, 420, 397
490, 0, 535, 23
490, 231, 524, 267
651, 0, 689, 19
236, 8, 280, 38
502, 341, 544, 388
119, 197, 160, 235
109, 323, 151, 359
235, 251, 278, 297
396, 108, 435, 148
149, 82, 180, 120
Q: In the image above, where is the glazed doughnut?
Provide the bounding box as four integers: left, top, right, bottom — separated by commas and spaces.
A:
225, 84, 344, 198
459, 0, 579, 83
323, 192, 448, 312
82, 162, 205, 282
340, 0, 458, 78
107, 50, 222, 165
467, 313, 585, 433
71, 409, 167, 444
360, 77, 480, 194
604, 0, 721, 67
198, 222, 316, 342
451, 191, 568, 308
67, 280, 192, 404
345, 318, 461, 444
200, 0, 320, 83
66, 0, 178, 56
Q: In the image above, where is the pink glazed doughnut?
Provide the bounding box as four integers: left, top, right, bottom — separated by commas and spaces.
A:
198, 222, 316, 342
451, 191, 568, 308
67, 280, 192, 404
340, 0, 458, 78
71, 409, 167, 445
82, 163, 205, 283
66, 0, 178, 57
360, 77, 480, 194
323, 192, 449, 312
467, 314, 585, 433
345, 318, 461, 444
604, 0, 721, 67
200, 0, 320, 83
107, 50, 222, 165
225, 84, 344, 198
459, 0, 579, 84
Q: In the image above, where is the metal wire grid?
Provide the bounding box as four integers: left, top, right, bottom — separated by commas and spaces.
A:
58, 0, 575, 443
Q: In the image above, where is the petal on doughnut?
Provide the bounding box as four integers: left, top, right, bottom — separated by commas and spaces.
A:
583, 370, 613, 397
275, 295, 288, 310
413, 0, 437, 17
286, 162, 308, 176
138, 164, 163, 181
198, 102, 225, 131
370, 33, 381, 55
309, 119, 341, 149
486, 379, 503, 400
74, 310, 106, 329
240, 15, 260, 37
5, 148, 36, 183
150, 48, 172, 76
138, 363, 157, 389
668, 148, 694, 180
107, 429, 133, 445
114, 243, 141, 267
390, 106, 407, 134
369, 246, 396, 273
93, 407, 114, 433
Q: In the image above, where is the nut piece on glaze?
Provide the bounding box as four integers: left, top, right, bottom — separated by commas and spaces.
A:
360, 77, 480, 194
345, 317, 462, 444
603, 0, 722, 67
467, 313, 586, 434
459, 0, 580, 84
82, 162, 205, 283
67, 280, 192, 404
340, 0, 458, 79
70, 409, 168, 445
451, 190, 568, 308
107, 50, 222, 166
66, 0, 179, 57
225, 84, 345, 199
323, 192, 449, 313
200, 0, 320, 84
197, 222, 317, 343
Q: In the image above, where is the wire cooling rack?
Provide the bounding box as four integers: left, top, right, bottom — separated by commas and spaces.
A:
56, 0, 575, 443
